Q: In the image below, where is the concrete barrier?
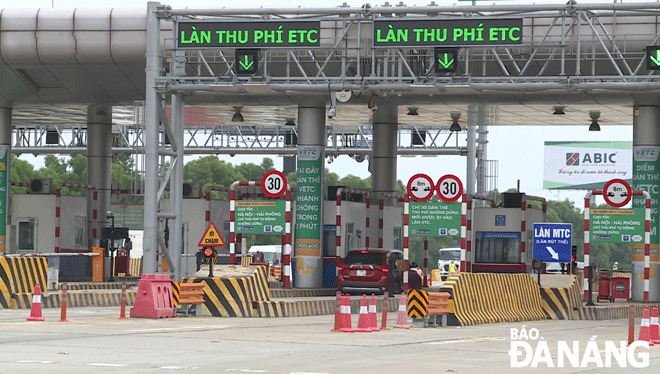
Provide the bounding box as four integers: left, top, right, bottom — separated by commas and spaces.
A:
440, 273, 546, 326
539, 275, 583, 320
0, 257, 48, 309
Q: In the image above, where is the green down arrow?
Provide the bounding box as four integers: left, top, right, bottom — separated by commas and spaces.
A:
438, 53, 454, 69
650, 50, 660, 67
239, 55, 254, 70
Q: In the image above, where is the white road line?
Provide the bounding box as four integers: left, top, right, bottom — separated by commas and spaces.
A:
127, 325, 231, 332
17, 360, 55, 364
160, 366, 200, 370
426, 337, 505, 345
86, 363, 126, 367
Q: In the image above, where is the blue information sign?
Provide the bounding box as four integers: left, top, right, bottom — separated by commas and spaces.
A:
532, 223, 572, 263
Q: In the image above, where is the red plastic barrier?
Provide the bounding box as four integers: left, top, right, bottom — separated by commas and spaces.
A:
130, 274, 174, 319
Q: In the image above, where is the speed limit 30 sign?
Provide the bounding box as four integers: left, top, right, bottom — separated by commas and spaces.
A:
261, 170, 288, 198
436, 174, 464, 202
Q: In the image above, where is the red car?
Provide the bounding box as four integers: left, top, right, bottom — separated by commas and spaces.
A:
336, 249, 404, 295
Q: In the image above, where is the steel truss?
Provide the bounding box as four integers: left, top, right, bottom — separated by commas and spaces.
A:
156, 2, 660, 98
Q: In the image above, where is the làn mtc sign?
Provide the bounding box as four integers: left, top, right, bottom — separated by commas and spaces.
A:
373, 18, 523, 47
177, 21, 321, 48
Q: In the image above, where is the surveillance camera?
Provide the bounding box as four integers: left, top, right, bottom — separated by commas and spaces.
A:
328, 106, 336, 119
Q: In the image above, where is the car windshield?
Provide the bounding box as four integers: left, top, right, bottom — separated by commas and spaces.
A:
344, 252, 383, 266
438, 250, 460, 261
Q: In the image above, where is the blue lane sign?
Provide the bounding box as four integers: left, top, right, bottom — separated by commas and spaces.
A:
532, 223, 572, 263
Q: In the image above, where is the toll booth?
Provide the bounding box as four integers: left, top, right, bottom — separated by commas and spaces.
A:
470, 192, 546, 274
9, 193, 91, 284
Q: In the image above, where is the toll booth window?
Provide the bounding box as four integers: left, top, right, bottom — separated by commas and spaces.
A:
322, 225, 336, 257
393, 227, 402, 250
75, 216, 86, 247
17, 219, 36, 251
475, 232, 521, 264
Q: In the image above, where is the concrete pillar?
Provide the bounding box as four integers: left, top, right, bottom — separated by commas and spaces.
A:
466, 105, 477, 196
632, 105, 660, 302
87, 105, 112, 248
0, 106, 11, 253
294, 104, 325, 288
371, 100, 398, 204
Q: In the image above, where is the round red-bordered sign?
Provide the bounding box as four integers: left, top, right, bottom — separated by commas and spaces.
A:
407, 174, 435, 202
436, 174, 464, 202
602, 178, 632, 208
261, 170, 288, 198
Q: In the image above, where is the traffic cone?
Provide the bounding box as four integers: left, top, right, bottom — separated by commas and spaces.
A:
339, 294, 354, 332
637, 306, 655, 346
27, 284, 45, 321
394, 292, 410, 329
355, 294, 372, 332
368, 294, 380, 332
650, 305, 660, 344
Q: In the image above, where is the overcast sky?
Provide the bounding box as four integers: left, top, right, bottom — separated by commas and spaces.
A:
3, 0, 638, 207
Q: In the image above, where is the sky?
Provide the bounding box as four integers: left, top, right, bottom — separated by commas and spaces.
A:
3, 0, 639, 208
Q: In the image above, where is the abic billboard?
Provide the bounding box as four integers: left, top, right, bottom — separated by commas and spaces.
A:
543, 141, 632, 190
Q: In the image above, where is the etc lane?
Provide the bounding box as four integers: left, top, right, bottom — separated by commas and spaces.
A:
0, 307, 659, 373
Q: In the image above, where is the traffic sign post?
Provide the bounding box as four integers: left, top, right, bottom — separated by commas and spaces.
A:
261, 170, 287, 198
532, 223, 572, 263
603, 178, 632, 208
436, 174, 464, 202
235, 49, 259, 75
434, 48, 458, 73
406, 174, 434, 202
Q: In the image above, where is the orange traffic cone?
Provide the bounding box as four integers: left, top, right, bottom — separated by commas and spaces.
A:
27, 284, 45, 321
637, 306, 655, 346
369, 294, 380, 332
650, 305, 660, 344
339, 294, 354, 332
394, 292, 410, 329
355, 294, 372, 332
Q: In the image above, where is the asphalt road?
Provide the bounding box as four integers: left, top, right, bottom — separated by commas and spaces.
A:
1, 306, 659, 374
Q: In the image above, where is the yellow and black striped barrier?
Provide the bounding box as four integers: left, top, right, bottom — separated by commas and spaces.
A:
539, 275, 583, 320
440, 273, 546, 326
0, 257, 48, 309
183, 265, 270, 317
407, 289, 428, 318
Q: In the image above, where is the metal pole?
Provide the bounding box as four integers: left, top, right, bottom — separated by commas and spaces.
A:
143, 1, 162, 274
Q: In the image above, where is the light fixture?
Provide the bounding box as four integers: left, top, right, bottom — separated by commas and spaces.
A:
589, 110, 601, 131
45, 127, 59, 145
450, 111, 462, 132
407, 106, 419, 116
232, 106, 244, 122
285, 117, 296, 126
553, 105, 565, 115
368, 95, 377, 111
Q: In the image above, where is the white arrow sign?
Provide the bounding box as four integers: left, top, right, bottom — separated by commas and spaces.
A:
546, 246, 559, 260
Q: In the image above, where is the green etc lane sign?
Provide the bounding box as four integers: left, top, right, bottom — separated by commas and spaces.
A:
177, 21, 321, 49
647, 46, 660, 70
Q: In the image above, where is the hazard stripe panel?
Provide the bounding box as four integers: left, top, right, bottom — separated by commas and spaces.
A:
539, 275, 583, 320
252, 296, 400, 318
407, 289, 428, 318
0, 257, 48, 309
171, 281, 181, 306
439, 273, 546, 326
10, 290, 137, 309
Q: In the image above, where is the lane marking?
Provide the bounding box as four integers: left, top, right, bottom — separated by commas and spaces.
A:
126, 325, 231, 332
426, 337, 505, 345
86, 363, 126, 367
17, 360, 55, 364
160, 366, 200, 370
